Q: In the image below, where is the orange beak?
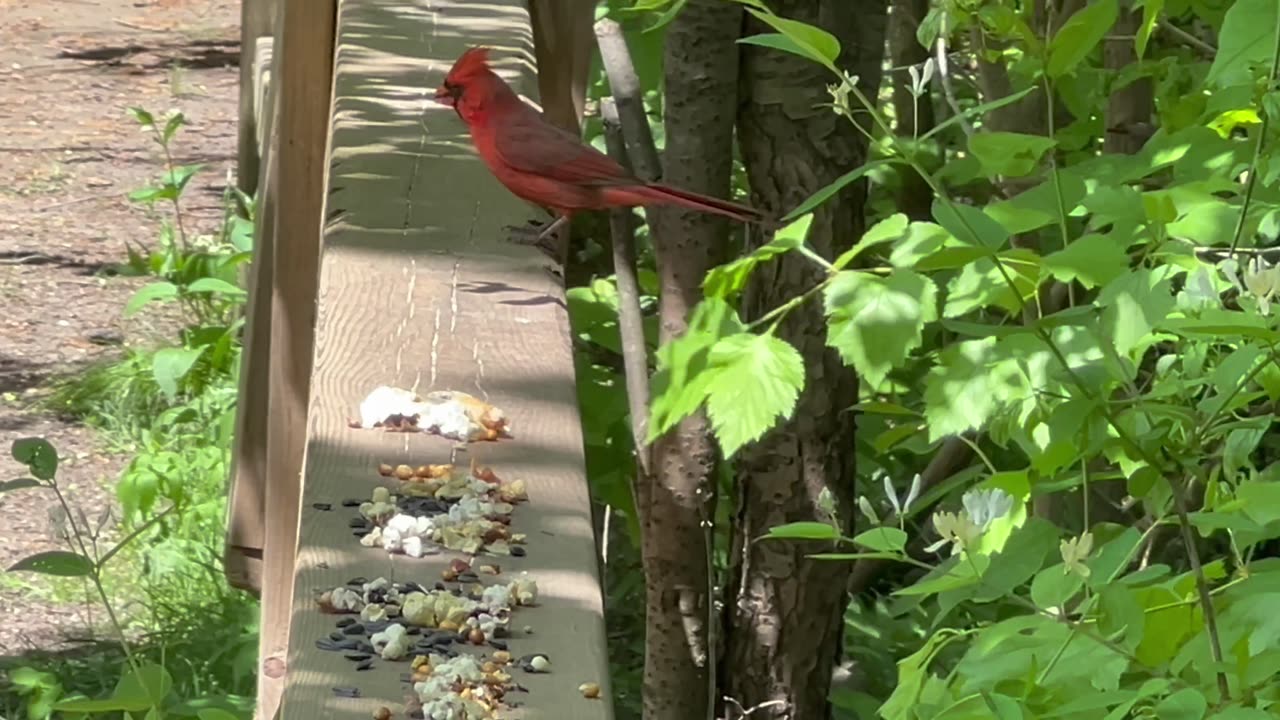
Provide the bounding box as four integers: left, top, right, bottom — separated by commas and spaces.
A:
434, 85, 458, 107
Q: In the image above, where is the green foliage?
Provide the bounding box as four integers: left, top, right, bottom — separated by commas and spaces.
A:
7, 104, 255, 720
634, 0, 1280, 716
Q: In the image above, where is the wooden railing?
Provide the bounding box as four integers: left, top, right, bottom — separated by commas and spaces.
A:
225, 2, 610, 718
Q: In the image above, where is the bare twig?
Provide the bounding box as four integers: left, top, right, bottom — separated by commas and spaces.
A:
932, 37, 974, 139
594, 19, 663, 181
1157, 19, 1216, 56
600, 99, 654, 477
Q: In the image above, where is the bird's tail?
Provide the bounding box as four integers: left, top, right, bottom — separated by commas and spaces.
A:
604, 183, 769, 225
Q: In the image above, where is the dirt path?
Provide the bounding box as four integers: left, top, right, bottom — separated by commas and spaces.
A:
0, 0, 239, 655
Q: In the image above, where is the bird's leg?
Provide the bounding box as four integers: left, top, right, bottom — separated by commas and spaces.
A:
502, 214, 570, 282
502, 214, 570, 261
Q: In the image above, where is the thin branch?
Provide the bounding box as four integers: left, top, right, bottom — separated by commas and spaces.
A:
932, 37, 974, 139
600, 98, 654, 479
1157, 19, 1217, 56
595, 18, 663, 181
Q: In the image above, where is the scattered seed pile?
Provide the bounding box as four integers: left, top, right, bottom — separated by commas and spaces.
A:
306, 389, 594, 719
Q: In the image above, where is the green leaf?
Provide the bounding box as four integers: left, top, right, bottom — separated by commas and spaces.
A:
741, 8, 841, 70
161, 111, 187, 144
833, 213, 910, 270
968, 132, 1058, 177
1030, 562, 1084, 608
921, 87, 1037, 142
785, 160, 897, 223
762, 521, 841, 541
1207, 0, 1280, 86
1098, 269, 1175, 356
111, 663, 173, 711
55, 697, 134, 713
197, 709, 244, 720
974, 517, 1059, 601
11, 437, 58, 480
932, 199, 1010, 249
8, 550, 94, 577
186, 277, 247, 298
851, 527, 908, 553
1136, 0, 1163, 57
0, 478, 42, 493
1047, 0, 1118, 78
1043, 233, 1130, 289
124, 281, 179, 317
824, 269, 937, 387
127, 106, 156, 127
703, 215, 809, 298
648, 298, 746, 441
1154, 688, 1207, 720
152, 346, 206, 401
704, 333, 805, 457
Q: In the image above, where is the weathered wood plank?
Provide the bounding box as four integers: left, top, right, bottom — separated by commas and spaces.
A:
224, 32, 279, 597
258, 0, 338, 718
277, 2, 612, 719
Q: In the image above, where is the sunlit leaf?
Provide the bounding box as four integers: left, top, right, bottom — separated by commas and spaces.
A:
825, 269, 937, 386
1047, 0, 1118, 78
704, 332, 805, 457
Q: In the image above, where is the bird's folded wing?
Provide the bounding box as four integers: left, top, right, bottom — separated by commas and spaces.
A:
491, 116, 640, 187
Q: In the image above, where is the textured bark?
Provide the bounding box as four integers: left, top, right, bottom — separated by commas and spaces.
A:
1104, 9, 1154, 155
888, 0, 934, 220
724, 2, 887, 719
643, 3, 744, 719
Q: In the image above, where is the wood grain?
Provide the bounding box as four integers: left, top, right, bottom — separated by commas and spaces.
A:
259, 1, 338, 718
225, 33, 279, 597
277, 2, 612, 719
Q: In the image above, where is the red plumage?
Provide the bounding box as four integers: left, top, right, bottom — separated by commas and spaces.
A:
434, 46, 764, 227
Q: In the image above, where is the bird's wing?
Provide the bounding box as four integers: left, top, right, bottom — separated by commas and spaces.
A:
490, 113, 637, 187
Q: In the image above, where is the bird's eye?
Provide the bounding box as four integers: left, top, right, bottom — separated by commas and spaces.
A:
444, 81, 461, 98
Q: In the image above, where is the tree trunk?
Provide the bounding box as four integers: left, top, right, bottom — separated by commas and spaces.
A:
1103, 8, 1154, 155
643, 2, 744, 719
888, 0, 935, 220
723, 2, 887, 719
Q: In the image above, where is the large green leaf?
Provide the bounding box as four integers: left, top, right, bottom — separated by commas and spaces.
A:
1207, 0, 1280, 86
741, 8, 841, 70
933, 199, 1010, 250
968, 132, 1058, 178
152, 346, 207, 401
1047, 0, 1118, 77
824, 269, 937, 387
124, 281, 179, 317
648, 298, 746, 441
704, 332, 805, 457
1098, 269, 1175, 356
8, 550, 94, 577
1043, 233, 1130, 289
11, 437, 58, 481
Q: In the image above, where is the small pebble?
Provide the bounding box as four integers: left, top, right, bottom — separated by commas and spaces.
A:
511, 546, 526, 557
356, 659, 375, 671
349, 517, 371, 529
342, 623, 366, 636
312, 502, 333, 511
489, 639, 508, 650
329, 631, 345, 641
344, 653, 372, 661
374, 706, 392, 720
332, 687, 361, 698
341, 498, 362, 507
336, 618, 356, 627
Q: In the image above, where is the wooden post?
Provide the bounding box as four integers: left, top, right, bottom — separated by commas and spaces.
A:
225, 28, 280, 596
528, 0, 596, 135
254, 0, 337, 717
237, 0, 279, 197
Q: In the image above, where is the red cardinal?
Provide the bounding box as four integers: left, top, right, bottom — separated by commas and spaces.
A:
434, 46, 765, 245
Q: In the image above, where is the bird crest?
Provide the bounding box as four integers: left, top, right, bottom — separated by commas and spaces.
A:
447, 46, 492, 82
